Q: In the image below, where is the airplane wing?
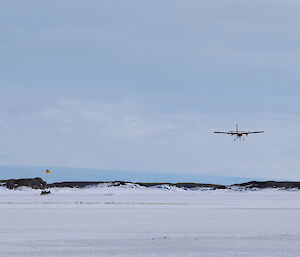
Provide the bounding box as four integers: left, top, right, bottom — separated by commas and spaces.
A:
246, 131, 264, 134
214, 131, 235, 134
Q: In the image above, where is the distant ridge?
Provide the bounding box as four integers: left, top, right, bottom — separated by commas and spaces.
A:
1, 178, 300, 190
233, 181, 300, 189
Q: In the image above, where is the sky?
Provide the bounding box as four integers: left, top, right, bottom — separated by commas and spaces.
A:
1, 0, 300, 181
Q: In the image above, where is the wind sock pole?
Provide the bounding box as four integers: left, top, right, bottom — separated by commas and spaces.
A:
45, 171, 48, 189
41, 169, 52, 195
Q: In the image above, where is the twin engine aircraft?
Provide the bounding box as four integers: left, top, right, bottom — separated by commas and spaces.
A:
214, 125, 264, 141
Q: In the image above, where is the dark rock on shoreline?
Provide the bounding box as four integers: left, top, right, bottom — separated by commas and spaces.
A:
1, 178, 300, 190
50, 181, 226, 190
50, 181, 127, 188
137, 182, 226, 190
233, 181, 300, 189
0, 177, 46, 189
0, 179, 225, 190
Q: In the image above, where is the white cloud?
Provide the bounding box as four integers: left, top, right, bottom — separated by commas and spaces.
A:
35, 99, 203, 139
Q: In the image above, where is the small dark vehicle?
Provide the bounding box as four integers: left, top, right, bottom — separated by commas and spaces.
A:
40, 190, 51, 195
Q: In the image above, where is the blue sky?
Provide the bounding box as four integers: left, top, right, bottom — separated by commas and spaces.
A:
1, 0, 300, 181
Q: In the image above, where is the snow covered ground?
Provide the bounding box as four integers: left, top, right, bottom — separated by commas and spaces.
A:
1, 186, 300, 257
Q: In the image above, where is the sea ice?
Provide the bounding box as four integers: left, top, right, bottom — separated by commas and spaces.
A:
1, 187, 300, 257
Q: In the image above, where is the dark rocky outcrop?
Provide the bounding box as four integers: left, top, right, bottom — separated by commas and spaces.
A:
49, 181, 127, 188
174, 183, 226, 190
1, 178, 300, 190
0, 177, 46, 189
137, 182, 226, 190
233, 181, 300, 189
49, 181, 225, 190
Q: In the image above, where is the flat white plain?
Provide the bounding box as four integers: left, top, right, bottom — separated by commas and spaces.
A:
1, 186, 300, 257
